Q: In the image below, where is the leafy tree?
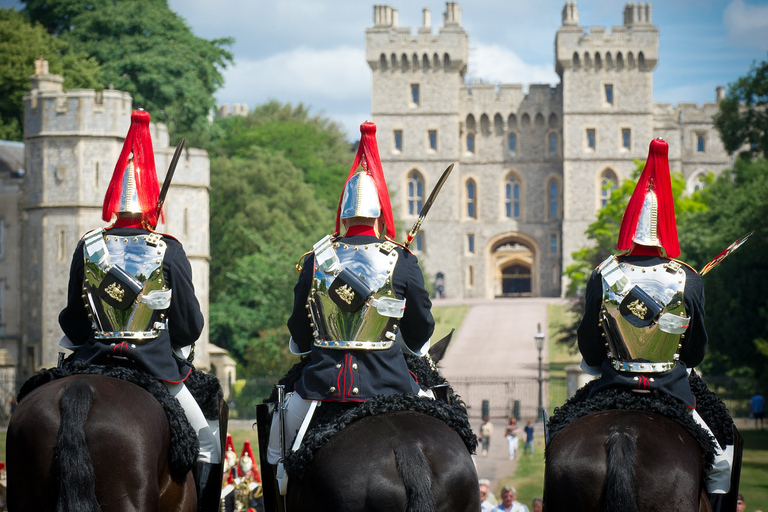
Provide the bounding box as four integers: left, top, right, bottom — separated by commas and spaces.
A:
209, 101, 353, 208
0, 8, 100, 140
23, 0, 233, 142
680, 158, 768, 382
714, 57, 768, 159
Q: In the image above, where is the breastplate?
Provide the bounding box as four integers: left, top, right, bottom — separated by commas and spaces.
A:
82, 229, 170, 341
308, 238, 403, 350
599, 256, 690, 372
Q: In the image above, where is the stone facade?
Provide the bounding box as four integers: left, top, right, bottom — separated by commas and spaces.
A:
366, 2, 731, 299
0, 59, 223, 390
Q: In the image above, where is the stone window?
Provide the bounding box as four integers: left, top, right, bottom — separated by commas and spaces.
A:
494, 113, 504, 136
467, 233, 475, 254
601, 169, 618, 208
551, 234, 558, 254
466, 179, 477, 219
407, 170, 424, 215
380, 54, 388, 70
467, 264, 475, 288
604, 84, 614, 105
616, 52, 624, 70
443, 53, 451, 68
505, 173, 521, 219
480, 114, 491, 136
428, 130, 437, 151
508, 133, 517, 152
390, 53, 397, 68
548, 180, 560, 220
422, 54, 430, 69
696, 133, 706, 152
587, 128, 596, 150
413, 232, 424, 252
401, 53, 409, 71
394, 130, 403, 152
507, 114, 517, 130
549, 132, 558, 156
410, 84, 420, 106
622, 128, 631, 149
466, 134, 475, 153
573, 52, 580, 70
552, 265, 559, 286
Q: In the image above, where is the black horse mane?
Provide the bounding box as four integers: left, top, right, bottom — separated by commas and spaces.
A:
546, 371, 731, 470
17, 360, 222, 480
266, 354, 477, 480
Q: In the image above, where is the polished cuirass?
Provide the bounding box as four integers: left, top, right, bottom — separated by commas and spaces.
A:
307, 235, 406, 350
599, 255, 690, 372
81, 228, 171, 341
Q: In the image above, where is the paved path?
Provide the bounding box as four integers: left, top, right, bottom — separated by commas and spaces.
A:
433, 297, 566, 492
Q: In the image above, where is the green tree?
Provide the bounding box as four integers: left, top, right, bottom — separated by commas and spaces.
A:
714, 57, 768, 159
0, 8, 100, 140
24, 0, 233, 142
210, 101, 353, 208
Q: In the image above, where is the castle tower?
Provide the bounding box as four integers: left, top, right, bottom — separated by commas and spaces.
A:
556, 2, 658, 278
19, 59, 211, 379
367, 3, 468, 294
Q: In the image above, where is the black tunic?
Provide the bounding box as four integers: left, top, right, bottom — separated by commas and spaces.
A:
287, 234, 435, 402
59, 227, 204, 383
577, 255, 707, 407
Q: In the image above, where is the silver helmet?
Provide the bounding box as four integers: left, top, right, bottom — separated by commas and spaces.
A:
632, 189, 659, 248
339, 169, 381, 220
117, 156, 142, 215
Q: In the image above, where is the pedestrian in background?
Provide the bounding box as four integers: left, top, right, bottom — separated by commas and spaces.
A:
479, 417, 494, 457
523, 419, 535, 456
504, 417, 519, 460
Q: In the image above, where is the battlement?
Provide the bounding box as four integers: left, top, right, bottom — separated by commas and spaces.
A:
216, 103, 249, 118
366, 3, 468, 73
555, 2, 657, 76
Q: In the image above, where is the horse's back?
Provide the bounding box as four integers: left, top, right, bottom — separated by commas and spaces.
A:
545, 410, 704, 512
8, 374, 189, 512
291, 410, 478, 512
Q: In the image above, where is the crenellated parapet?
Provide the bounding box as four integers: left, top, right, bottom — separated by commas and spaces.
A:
366, 3, 468, 75
556, 2, 658, 77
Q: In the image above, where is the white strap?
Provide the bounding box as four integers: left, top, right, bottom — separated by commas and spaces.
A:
291, 400, 320, 452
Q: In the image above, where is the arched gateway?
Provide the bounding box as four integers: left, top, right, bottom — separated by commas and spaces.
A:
490, 235, 537, 298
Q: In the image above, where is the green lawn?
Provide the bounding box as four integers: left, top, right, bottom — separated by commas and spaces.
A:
431, 304, 468, 346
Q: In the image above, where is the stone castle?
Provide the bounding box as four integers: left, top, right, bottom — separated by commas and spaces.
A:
0, 59, 235, 405
367, 2, 731, 298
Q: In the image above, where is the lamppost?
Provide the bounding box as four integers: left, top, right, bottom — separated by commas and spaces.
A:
534, 323, 545, 423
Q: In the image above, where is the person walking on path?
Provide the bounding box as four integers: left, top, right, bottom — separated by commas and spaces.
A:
479, 417, 494, 457
504, 418, 519, 460
750, 393, 764, 429
523, 420, 535, 456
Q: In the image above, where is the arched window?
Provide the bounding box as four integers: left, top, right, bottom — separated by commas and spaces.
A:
508, 133, 517, 152
616, 52, 624, 70
627, 52, 635, 69
606, 51, 613, 69
535, 113, 545, 128
548, 180, 560, 219
443, 53, 451, 68
433, 53, 440, 68
505, 173, 521, 219
380, 54, 388, 71
466, 114, 476, 132
422, 54, 430, 69
638, 51, 646, 70
600, 169, 618, 208
548, 133, 558, 155
594, 52, 602, 70
480, 114, 491, 136
548, 113, 558, 128
573, 52, 580, 70
407, 170, 424, 215
521, 113, 531, 127
390, 53, 397, 68
412, 53, 419, 69
401, 53, 409, 71
584, 52, 592, 69
466, 179, 477, 219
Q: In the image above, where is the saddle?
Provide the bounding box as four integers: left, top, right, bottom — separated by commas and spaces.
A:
17, 359, 223, 480
547, 371, 732, 470
266, 354, 477, 480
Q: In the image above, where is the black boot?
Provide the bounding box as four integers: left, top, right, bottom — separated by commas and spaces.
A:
194, 461, 223, 512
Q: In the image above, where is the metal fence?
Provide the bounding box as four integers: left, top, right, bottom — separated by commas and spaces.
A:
449, 375, 551, 420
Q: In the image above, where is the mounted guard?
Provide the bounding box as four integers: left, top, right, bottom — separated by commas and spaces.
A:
573, 138, 741, 512
57, 109, 223, 511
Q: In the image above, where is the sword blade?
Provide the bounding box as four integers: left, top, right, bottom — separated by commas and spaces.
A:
700, 231, 753, 276
405, 163, 454, 248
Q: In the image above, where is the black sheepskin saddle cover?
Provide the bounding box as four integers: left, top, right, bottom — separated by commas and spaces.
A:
17, 360, 223, 480
547, 371, 732, 471
267, 354, 477, 480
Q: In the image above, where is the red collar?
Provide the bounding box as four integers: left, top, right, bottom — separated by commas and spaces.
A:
345, 225, 377, 237
113, 217, 144, 229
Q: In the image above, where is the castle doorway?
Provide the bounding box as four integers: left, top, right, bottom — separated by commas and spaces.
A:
490, 237, 536, 298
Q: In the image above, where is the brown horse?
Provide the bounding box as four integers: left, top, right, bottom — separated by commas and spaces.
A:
544, 410, 710, 512
7, 374, 196, 512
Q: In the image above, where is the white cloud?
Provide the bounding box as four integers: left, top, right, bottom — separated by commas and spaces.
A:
723, 0, 768, 49
467, 43, 560, 86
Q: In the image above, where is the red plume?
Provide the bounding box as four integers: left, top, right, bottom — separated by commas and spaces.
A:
334, 122, 395, 238
102, 109, 160, 227
617, 138, 680, 258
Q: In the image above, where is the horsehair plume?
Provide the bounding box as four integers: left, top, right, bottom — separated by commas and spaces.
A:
334, 121, 396, 238
603, 429, 639, 512
394, 447, 438, 512
101, 109, 160, 227
54, 380, 101, 512
616, 138, 679, 257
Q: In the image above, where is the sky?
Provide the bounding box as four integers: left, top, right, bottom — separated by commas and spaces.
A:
4, 0, 768, 140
